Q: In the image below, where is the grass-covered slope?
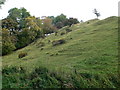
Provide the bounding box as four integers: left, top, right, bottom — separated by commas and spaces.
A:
2, 16, 119, 88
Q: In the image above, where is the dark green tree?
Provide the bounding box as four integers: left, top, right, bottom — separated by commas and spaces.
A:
53, 14, 67, 28
64, 18, 79, 27
7, 7, 30, 30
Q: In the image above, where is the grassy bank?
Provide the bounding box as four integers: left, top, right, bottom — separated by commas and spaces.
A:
2, 16, 119, 88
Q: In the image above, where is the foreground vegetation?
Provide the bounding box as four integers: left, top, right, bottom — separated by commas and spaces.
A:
2, 66, 119, 88
2, 16, 119, 88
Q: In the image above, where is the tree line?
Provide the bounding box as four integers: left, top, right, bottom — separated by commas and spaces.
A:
2, 7, 79, 55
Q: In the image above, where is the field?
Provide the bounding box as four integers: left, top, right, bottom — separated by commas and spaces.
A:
2, 16, 119, 88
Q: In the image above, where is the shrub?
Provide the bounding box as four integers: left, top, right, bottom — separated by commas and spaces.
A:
2, 66, 26, 75
2, 67, 19, 74
56, 53, 58, 55
46, 52, 49, 54
87, 22, 90, 24
66, 28, 72, 33
48, 40, 51, 43
2, 41, 16, 56
60, 32, 65, 35
2, 28, 16, 55
55, 32, 58, 36
18, 52, 27, 58
40, 48, 44, 50
50, 54, 54, 56
52, 39, 65, 46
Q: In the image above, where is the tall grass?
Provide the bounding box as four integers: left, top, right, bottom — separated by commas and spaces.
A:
2, 66, 120, 88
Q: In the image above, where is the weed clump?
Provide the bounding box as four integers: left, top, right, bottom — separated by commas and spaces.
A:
60, 32, 65, 35
18, 52, 27, 58
66, 28, 72, 33
52, 39, 65, 46
46, 52, 49, 54
40, 48, 44, 50
87, 22, 90, 24
49, 53, 58, 56
70, 37, 73, 39
50, 54, 54, 56
48, 40, 51, 43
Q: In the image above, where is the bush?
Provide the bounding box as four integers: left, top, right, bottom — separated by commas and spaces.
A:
2, 66, 26, 74
2, 42, 16, 55
55, 32, 58, 36
87, 22, 90, 24
48, 40, 51, 43
52, 39, 65, 46
2, 28, 16, 55
60, 32, 65, 35
40, 48, 44, 50
18, 52, 27, 58
66, 28, 72, 33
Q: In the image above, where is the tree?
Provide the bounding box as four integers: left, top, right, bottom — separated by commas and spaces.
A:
7, 7, 30, 30
42, 17, 57, 34
55, 22, 64, 29
15, 16, 43, 49
53, 14, 67, 29
15, 28, 33, 48
19, 7, 31, 29
54, 14, 67, 23
2, 18, 18, 34
0, 0, 6, 5
24, 16, 41, 39
2, 28, 16, 55
93, 9, 100, 18
64, 18, 79, 27
2, 7, 44, 53
0, 0, 6, 8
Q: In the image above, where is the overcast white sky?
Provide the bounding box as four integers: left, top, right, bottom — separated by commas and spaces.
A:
0, 0, 119, 21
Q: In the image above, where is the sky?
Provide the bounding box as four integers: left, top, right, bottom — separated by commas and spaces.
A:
0, 0, 119, 21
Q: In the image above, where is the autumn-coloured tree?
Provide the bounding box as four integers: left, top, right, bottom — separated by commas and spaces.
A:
42, 17, 57, 34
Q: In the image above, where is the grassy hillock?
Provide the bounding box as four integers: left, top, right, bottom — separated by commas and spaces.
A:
2, 16, 119, 88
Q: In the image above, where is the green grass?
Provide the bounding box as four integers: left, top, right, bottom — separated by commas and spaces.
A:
2, 66, 119, 88
2, 16, 119, 88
